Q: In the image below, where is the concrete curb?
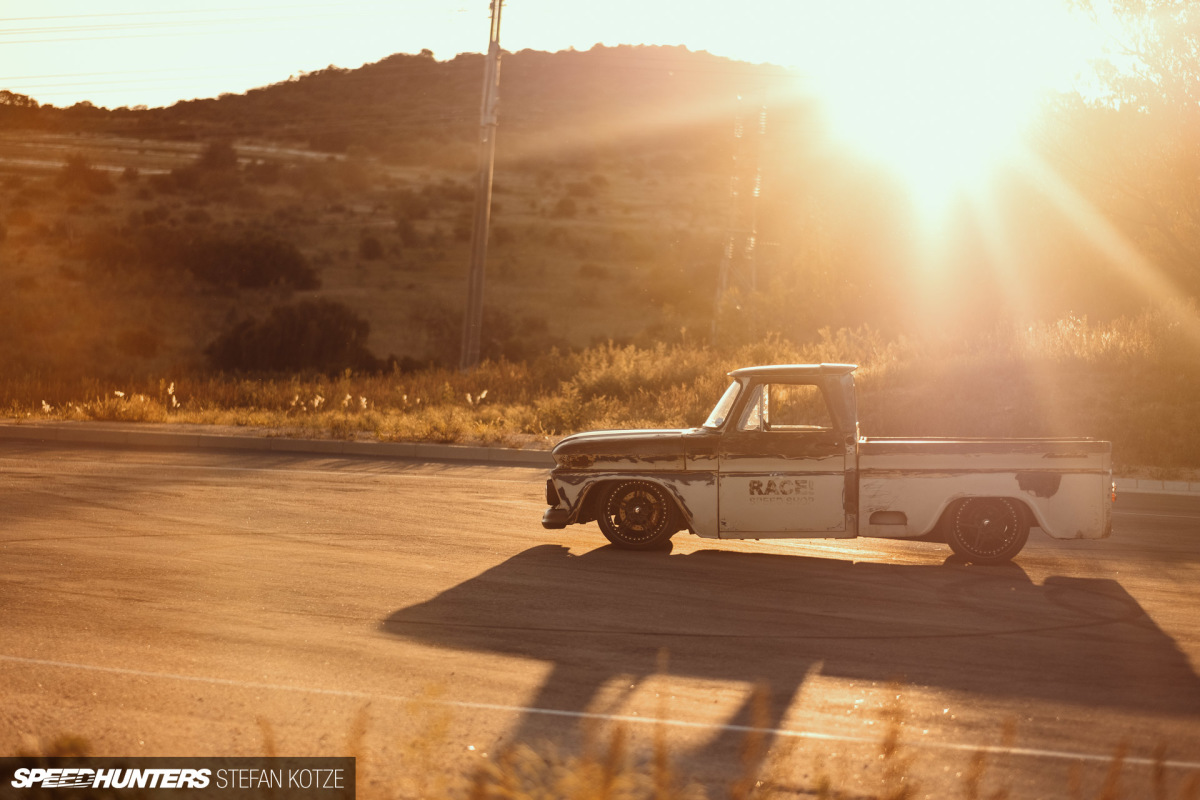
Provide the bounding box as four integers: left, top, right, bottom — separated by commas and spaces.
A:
0, 421, 555, 467
1114, 477, 1200, 496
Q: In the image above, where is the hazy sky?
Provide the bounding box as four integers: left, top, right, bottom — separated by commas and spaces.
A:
4, 0, 1101, 110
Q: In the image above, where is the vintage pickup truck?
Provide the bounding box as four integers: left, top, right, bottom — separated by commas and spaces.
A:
541, 364, 1113, 563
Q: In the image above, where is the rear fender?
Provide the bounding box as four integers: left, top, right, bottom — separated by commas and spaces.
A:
860, 472, 1110, 540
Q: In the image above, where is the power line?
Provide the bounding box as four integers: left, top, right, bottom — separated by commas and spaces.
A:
0, 64, 284, 80
0, 3, 418, 23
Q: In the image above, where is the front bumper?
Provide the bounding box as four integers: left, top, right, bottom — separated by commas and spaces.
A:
542, 507, 570, 529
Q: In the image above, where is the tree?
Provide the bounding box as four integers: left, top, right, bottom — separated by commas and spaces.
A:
0, 91, 38, 109
1044, 1, 1200, 290
205, 299, 381, 373
196, 141, 239, 171
1074, 0, 1200, 113
58, 154, 115, 194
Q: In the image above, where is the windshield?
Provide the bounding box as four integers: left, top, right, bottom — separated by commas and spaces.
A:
702, 380, 742, 429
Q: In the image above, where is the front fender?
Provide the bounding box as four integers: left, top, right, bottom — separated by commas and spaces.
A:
547, 470, 719, 538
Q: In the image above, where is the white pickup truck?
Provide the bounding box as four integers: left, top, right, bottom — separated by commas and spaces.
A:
542, 364, 1113, 563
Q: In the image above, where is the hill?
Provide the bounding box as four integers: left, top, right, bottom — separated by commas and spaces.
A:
0, 45, 821, 378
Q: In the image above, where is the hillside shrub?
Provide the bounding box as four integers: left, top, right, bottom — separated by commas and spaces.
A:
169, 167, 201, 192
197, 141, 238, 171
148, 173, 178, 194
579, 262, 609, 280
414, 303, 564, 366
359, 235, 384, 260
566, 180, 596, 198
246, 160, 282, 185
551, 197, 577, 218
392, 190, 431, 220
79, 226, 319, 290
116, 327, 159, 359
425, 179, 472, 203
58, 155, 115, 195
180, 231, 320, 290
395, 217, 422, 246
205, 299, 381, 373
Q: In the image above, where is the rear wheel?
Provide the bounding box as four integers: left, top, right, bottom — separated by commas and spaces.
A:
947, 498, 1029, 564
597, 481, 677, 550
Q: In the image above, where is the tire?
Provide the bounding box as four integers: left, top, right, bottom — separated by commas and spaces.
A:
597, 480, 677, 550
947, 497, 1029, 564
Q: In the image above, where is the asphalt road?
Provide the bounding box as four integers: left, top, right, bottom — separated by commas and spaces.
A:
2, 442, 1198, 799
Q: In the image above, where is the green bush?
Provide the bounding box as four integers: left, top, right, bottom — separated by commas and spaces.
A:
205, 299, 382, 373
579, 262, 609, 280
58, 155, 115, 195
565, 180, 597, 198
551, 197, 577, 218
196, 141, 238, 171
395, 217, 423, 246
359, 235, 384, 260
81, 227, 320, 290
116, 327, 159, 359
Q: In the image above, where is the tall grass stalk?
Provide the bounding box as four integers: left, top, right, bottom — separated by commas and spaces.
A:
12, 714, 1199, 800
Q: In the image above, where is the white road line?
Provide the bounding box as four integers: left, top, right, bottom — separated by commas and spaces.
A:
3, 653, 1197, 771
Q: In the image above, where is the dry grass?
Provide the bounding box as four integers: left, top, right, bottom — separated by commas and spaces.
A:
5, 310, 1200, 468
13, 691, 1200, 800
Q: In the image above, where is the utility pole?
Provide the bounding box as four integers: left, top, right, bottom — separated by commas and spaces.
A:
712, 95, 766, 343
459, 0, 503, 371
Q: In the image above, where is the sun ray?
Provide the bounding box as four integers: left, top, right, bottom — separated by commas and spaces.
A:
1018, 151, 1200, 345
968, 181, 1073, 438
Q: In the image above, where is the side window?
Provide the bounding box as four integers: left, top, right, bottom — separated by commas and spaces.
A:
758, 386, 835, 434
737, 383, 833, 432
765, 383, 834, 431
737, 385, 766, 431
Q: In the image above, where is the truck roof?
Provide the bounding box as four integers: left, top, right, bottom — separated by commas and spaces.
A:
728, 363, 858, 379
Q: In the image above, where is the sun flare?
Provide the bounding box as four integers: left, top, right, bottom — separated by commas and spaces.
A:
796, 0, 1099, 219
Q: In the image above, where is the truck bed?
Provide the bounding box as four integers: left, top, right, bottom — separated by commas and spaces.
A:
857, 437, 1112, 540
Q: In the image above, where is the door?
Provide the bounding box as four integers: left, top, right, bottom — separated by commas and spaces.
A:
717, 381, 851, 537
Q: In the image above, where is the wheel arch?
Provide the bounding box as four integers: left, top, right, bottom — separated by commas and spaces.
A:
929, 495, 1039, 541
576, 476, 692, 534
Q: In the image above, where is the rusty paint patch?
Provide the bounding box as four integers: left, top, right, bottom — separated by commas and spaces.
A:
1017, 471, 1062, 498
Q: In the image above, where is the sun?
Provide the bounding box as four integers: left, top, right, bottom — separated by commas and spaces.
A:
793, 0, 1098, 220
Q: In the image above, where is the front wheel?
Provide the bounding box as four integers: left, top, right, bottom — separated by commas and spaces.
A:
597, 481, 677, 550
947, 498, 1029, 564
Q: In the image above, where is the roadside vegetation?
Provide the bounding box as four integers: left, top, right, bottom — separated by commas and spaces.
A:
16, 686, 1197, 799
6, 311, 1200, 473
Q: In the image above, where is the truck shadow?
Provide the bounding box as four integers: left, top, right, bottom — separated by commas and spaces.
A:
381, 543, 1200, 758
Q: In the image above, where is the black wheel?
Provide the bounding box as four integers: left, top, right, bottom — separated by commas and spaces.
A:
948, 498, 1029, 564
597, 481, 677, 550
